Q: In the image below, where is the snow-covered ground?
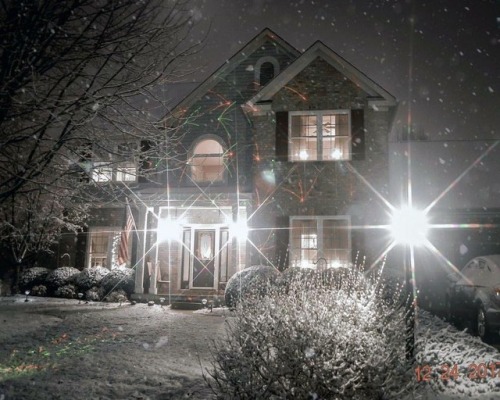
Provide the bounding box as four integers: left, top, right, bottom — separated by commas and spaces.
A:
0, 295, 499, 399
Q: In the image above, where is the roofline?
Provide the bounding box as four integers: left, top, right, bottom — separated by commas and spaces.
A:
246, 40, 397, 108
167, 28, 300, 118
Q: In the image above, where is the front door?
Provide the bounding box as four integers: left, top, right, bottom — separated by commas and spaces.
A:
192, 229, 215, 288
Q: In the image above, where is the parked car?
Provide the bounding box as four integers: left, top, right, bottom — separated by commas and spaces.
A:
445, 255, 500, 340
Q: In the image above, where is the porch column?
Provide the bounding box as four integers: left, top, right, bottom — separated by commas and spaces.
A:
134, 206, 147, 294
149, 261, 158, 295
148, 206, 159, 295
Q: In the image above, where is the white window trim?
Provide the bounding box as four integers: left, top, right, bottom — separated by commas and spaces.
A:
288, 110, 351, 162
188, 135, 227, 184
255, 56, 280, 86
289, 215, 352, 269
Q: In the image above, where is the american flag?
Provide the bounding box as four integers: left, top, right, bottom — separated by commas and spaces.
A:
118, 202, 134, 265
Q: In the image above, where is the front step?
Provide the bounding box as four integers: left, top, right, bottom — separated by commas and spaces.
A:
170, 301, 204, 310
130, 293, 224, 308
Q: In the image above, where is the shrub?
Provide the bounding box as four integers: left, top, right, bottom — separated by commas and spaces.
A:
104, 289, 128, 303
208, 267, 414, 399
101, 267, 135, 296
19, 267, 50, 291
73, 267, 110, 291
31, 285, 48, 296
54, 284, 77, 299
224, 265, 280, 308
85, 286, 105, 302
45, 267, 80, 291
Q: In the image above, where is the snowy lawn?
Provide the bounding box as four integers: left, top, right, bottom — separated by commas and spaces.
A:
0, 295, 499, 399
0, 295, 227, 400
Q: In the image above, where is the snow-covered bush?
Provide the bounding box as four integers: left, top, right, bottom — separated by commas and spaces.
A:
54, 284, 77, 299
224, 265, 280, 308
101, 267, 135, 296
208, 268, 414, 399
103, 289, 128, 303
73, 267, 110, 291
45, 267, 80, 291
31, 285, 47, 296
85, 286, 104, 302
19, 267, 50, 291
277, 266, 361, 292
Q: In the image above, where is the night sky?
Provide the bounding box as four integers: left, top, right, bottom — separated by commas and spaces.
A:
187, 0, 499, 141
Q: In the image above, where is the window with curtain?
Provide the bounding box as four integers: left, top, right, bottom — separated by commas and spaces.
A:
289, 111, 351, 161
290, 216, 350, 268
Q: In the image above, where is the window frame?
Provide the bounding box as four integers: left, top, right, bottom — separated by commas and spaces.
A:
188, 136, 227, 185
288, 110, 351, 162
92, 141, 139, 183
289, 215, 351, 269
86, 226, 121, 269
255, 56, 280, 86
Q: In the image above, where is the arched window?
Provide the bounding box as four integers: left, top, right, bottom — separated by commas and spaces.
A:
255, 57, 279, 86
189, 138, 226, 183
260, 62, 275, 86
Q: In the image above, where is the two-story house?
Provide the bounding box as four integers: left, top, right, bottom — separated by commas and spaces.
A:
68, 29, 397, 301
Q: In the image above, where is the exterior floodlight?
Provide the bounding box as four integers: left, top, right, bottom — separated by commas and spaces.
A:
157, 217, 183, 243
390, 206, 429, 246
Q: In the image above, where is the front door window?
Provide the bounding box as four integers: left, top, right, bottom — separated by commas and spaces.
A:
192, 230, 216, 288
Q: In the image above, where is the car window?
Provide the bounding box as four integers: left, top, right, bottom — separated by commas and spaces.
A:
462, 260, 478, 280
488, 262, 500, 285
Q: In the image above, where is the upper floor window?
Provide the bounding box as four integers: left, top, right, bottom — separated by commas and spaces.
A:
92, 142, 138, 183
189, 138, 226, 183
255, 56, 279, 86
290, 216, 351, 269
289, 110, 351, 162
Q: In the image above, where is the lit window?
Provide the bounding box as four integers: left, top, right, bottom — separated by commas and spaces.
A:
116, 162, 136, 182
189, 139, 226, 183
92, 162, 113, 182
290, 111, 350, 161
91, 142, 137, 182
290, 216, 350, 268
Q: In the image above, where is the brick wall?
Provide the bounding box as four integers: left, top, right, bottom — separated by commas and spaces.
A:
250, 57, 394, 268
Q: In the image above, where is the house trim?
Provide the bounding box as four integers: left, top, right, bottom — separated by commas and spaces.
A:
168, 29, 300, 118
245, 41, 396, 109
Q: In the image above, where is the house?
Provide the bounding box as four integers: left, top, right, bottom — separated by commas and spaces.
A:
65, 29, 398, 301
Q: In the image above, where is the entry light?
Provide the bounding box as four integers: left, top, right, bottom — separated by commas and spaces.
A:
157, 217, 183, 243
230, 218, 248, 241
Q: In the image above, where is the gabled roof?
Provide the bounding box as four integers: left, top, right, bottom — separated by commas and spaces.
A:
246, 40, 396, 109
169, 28, 300, 116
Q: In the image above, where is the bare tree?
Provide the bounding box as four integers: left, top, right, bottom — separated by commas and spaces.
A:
0, 0, 199, 273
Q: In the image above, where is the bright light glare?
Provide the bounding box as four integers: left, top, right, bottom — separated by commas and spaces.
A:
331, 149, 342, 159
390, 207, 429, 246
157, 217, 183, 242
230, 219, 248, 241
